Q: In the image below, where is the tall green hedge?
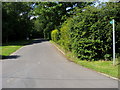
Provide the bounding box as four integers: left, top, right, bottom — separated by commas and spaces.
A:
51, 3, 120, 61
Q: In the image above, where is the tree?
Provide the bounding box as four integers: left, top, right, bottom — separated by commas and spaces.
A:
2, 2, 33, 42
32, 2, 91, 40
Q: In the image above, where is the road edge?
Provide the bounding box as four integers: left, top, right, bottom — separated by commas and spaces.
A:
10, 46, 25, 55
50, 41, 119, 81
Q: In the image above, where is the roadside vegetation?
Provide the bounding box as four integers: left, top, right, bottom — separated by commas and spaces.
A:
51, 3, 120, 61
75, 60, 119, 78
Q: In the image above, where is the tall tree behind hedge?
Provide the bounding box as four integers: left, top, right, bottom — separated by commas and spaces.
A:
33, 2, 91, 40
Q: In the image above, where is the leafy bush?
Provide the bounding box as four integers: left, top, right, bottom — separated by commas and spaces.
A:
51, 3, 120, 61
59, 18, 73, 51
51, 29, 59, 42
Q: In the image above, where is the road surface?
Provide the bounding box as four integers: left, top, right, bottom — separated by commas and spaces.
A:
2, 39, 118, 88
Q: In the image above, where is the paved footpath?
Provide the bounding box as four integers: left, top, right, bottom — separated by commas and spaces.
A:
2, 39, 118, 88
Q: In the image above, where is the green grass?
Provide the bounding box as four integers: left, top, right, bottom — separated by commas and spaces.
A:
1, 40, 32, 56
1, 46, 22, 56
75, 60, 118, 78
50, 40, 119, 78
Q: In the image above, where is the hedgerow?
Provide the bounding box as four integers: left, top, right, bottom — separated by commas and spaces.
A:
51, 3, 120, 61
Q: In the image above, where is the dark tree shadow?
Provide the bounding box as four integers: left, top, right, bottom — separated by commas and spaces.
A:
2, 38, 48, 46
29, 38, 48, 45
0, 55, 20, 60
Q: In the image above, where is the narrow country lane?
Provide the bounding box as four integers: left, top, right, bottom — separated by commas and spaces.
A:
2, 39, 118, 88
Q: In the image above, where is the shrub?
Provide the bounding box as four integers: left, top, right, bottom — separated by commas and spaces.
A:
59, 19, 73, 51
51, 29, 59, 42
57, 4, 120, 61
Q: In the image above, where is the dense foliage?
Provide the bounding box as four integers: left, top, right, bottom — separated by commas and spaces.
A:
3, 2, 88, 42
51, 2, 120, 60
2, 2, 33, 42
33, 2, 90, 40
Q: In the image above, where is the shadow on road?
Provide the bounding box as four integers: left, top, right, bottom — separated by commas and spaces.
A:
0, 55, 20, 60
28, 38, 48, 45
2, 38, 48, 46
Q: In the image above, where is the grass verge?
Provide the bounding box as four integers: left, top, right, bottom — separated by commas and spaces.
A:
0, 40, 32, 56
50, 40, 119, 79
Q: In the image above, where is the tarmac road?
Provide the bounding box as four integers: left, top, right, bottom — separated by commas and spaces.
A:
2, 39, 118, 88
